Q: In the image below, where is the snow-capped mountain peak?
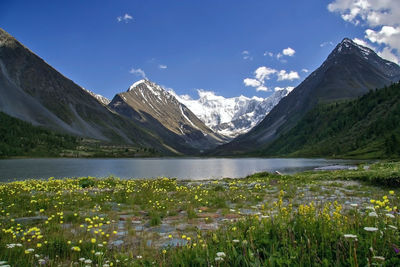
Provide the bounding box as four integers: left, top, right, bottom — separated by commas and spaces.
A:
169, 89, 291, 138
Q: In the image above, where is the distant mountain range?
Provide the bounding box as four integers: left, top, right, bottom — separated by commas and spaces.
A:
108, 79, 226, 151
1, 26, 400, 158
0, 28, 221, 155
212, 38, 400, 155
170, 88, 291, 138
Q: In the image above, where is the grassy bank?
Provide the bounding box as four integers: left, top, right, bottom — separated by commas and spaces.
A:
0, 162, 399, 266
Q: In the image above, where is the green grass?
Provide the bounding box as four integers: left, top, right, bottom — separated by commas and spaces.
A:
0, 162, 399, 266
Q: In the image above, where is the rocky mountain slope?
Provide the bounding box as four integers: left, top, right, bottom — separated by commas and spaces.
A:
0, 28, 217, 155
213, 38, 400, 155
108, 80, 226, 151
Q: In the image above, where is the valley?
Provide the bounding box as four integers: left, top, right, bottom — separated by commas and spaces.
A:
1, 28, 400, 159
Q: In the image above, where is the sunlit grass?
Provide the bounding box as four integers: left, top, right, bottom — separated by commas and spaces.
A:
0, 162, 399, 266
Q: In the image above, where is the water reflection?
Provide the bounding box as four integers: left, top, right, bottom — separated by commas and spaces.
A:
0, 158, 358, 181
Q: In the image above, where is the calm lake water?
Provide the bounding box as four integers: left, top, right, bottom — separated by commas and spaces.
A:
0, 158, 359, 181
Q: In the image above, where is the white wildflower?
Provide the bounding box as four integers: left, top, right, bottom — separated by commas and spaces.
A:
216, 252, 226, 257
344, 234, 357, 239
364, 227, 378, 232
386, 213, 395, 218
368, 212, 378, 217
84, 259, 92, 264
215, 257, 224, 262
232, 239, 240, 243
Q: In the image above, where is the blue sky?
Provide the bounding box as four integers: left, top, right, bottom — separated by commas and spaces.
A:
1, 0, 399, 99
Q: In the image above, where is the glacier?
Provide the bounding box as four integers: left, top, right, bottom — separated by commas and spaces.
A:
169, 88, 292, 138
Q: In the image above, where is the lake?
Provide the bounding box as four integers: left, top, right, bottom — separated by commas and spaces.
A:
0, 158, 359, 181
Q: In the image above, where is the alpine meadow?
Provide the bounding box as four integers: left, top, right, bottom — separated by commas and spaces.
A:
1, 1, 400, 266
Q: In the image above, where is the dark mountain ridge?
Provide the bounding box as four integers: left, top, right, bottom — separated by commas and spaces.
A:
212, 38, 400, 155
262, 82, 400, 158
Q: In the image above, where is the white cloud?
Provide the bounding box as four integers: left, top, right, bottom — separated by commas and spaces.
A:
328, 0, 400, 63
301, 68, 309, 73
277, 70, 300, 81
256, 86, 269, 92
328, 0, 400, 27
378, 46, 399, 64
276, 53, 283, 59
282, 47, 296, 56
243, 67, 276, 92
129, 68, 146, 78
244, 66, 299, 92
243, 78, 261, 88
242, 50, 253, 60
117, 13, 133, 23
352, 37, 377, 50
264, 51, 274, 57
274, 86, 295, 92
254, 66, 277, 81
320, 41, 334, 47
365, 26, 400, 46
159, 64, 168, 69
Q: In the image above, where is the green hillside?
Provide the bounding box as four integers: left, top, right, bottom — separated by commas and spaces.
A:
0, 112, 78, 157
0, 112, 161, 158
260, 82, 400, 159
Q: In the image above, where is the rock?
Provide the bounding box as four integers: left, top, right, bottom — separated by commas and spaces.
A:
135, 225, 144, 232
162, 238, 188, 248
197, 222, 219, 230
15, 216, 48, 224
176, 223, 189, 231
119, 215, 131, 221
198, 212, 220, 219
149, 224, 175, 234
110, 240, 124, 247
117, 231, 127, 237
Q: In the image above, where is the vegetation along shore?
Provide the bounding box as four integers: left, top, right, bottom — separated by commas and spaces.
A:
0, 162, 399, 266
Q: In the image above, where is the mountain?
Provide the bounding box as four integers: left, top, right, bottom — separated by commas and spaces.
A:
0, 111, 77, 157
0, 28, 189, 155
82, 88, 110, 106
170, 88, 292, 138
213, 38, 400, 155
108, 79, 226, 151
262, 82, 400, 159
